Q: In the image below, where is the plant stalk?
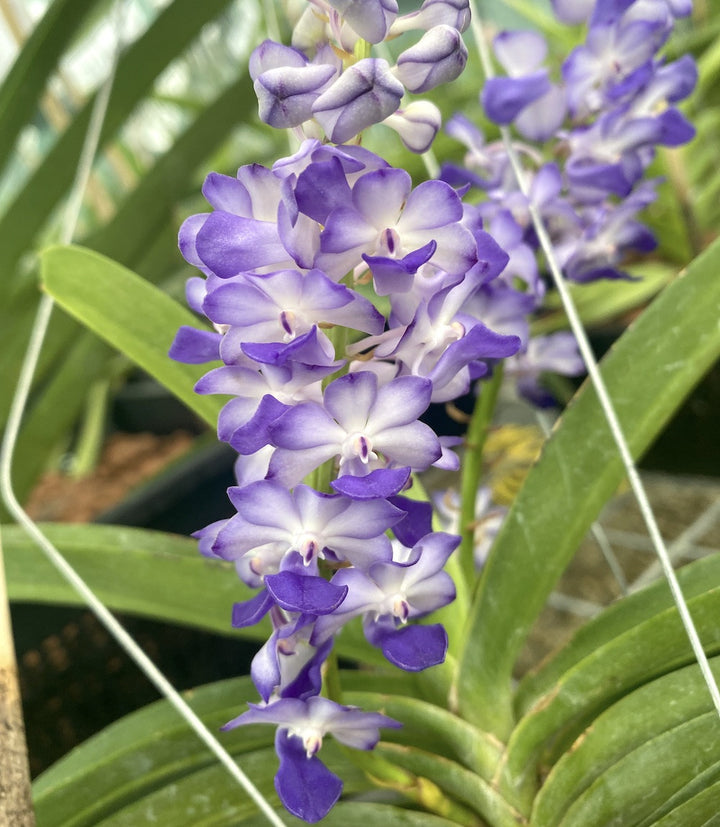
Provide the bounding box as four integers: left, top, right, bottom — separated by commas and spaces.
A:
458, 366, 504, 586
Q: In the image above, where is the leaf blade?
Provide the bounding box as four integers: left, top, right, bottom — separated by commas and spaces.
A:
454, 236, 720, 738
40, 244, 222, 428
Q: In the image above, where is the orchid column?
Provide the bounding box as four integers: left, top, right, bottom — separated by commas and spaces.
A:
171, 0, 521, 821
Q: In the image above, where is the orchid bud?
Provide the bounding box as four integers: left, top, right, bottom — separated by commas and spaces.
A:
390, 0, 470, 35
291, 5, 331, 53
328, 0, 398, 43
312, 58, 404, 144
383, 101, 442, 153
249, 40, 306, 80
551, 0, 594, 24
255, 63, 337, 129
394, 25, 468, 93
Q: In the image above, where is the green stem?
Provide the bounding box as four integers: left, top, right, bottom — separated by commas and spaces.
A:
458, 365, 504, 586
70, 377, 110, 478
322, 650, 343, 703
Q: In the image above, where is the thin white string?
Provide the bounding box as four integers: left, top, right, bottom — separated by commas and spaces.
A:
468, 2, 720, 716
606, 527, 717, 560
536, 411, 628, 594
0, 5, 285, 823
631, 496, 720, 591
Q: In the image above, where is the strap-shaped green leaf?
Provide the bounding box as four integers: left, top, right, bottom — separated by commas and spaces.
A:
503, 587, 720, 797
32, 674, 444, 827
0, 0, 100, 174
343, 691, 502, 778
651, 778, 720, 827
9, 331, 112, 504
550, 712, 720, 827
40, 244, 222, 428
4, 523, 258, 635
3, 522, 382, 665
0, 0, 234, 286
516, 554, 720, 715
372, 743, 524, 827
454, 235, 720, 739
531, 657, 720, 826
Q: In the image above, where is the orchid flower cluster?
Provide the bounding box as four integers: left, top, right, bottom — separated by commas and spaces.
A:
170, 0, 695, 821
252, 0, 470, 152
441, 0, 696, 399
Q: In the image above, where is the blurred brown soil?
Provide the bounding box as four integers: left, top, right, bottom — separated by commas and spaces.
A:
24, 431, 193, 523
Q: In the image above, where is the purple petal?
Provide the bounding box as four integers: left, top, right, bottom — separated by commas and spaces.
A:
249, 40, 307, 80
255, 64, 337, 129
493, 30, 547, 76
331, 466, 411, 499
232, 589, 274, 628
388, 496, 433, 547
265, 571, 349, 614
168, 326, 221, 364
195, 212, 285, 277
373, 421, 442, 469
202, 172, 253, 214
229, 394, 290, 454
482, 72, 551, 124
323, 371, 379, 430
379, 623, 448, 671
394, 24, 468, 93
274, 730, 343, 823
383, 101, 441, 154
329, 0, 398, 43
270, 403, 344, 450
295, 157, 353, 224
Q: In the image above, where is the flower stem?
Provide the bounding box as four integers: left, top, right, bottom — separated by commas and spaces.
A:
458, 365, 504, 586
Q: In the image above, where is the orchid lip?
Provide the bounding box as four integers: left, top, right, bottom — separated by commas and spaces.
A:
280, 310, 295, 337
392, 596, 410, 623
342, 432, 375, 463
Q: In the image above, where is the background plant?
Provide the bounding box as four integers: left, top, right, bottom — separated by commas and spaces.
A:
1, 0, 720, 824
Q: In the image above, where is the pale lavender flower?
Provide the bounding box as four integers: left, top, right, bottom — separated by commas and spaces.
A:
211, 479, 403, 582
223, 697, 401, 822
267, 371, 442, 486
394, 24, 468, 93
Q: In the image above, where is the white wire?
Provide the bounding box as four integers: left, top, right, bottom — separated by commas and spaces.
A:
536, 411, 629, 595
630, 496, 720, 591
468, 1, 720, 717
0, 4, 285, 824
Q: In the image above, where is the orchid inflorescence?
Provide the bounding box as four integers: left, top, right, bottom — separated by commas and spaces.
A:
171, 0, 695, 820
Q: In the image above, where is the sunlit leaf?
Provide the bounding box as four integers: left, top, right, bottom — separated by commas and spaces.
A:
40, 244, 222, 428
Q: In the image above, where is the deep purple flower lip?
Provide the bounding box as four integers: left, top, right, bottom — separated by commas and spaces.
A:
265, 571, 349, 614
331, 466, 411, 499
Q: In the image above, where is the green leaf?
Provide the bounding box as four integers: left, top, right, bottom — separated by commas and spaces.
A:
3, 522, 383, 665
343, 691, 503, 778
651, 779, 720, 827
531, 262, 674, 336
372, 743, 524, 827
40, 244, 222, 429
0, 0, 235, 286
503, 586, 720, 802
32, 673, 443, 827
9, 331, 113, 504
550, 713, 720, 827
0, 0, 100, 176
454, 235, 720, 740
3, 523, 259, 636
82, 73, 256, 275
516, 554, 720, 715
530, 657, 720, 826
